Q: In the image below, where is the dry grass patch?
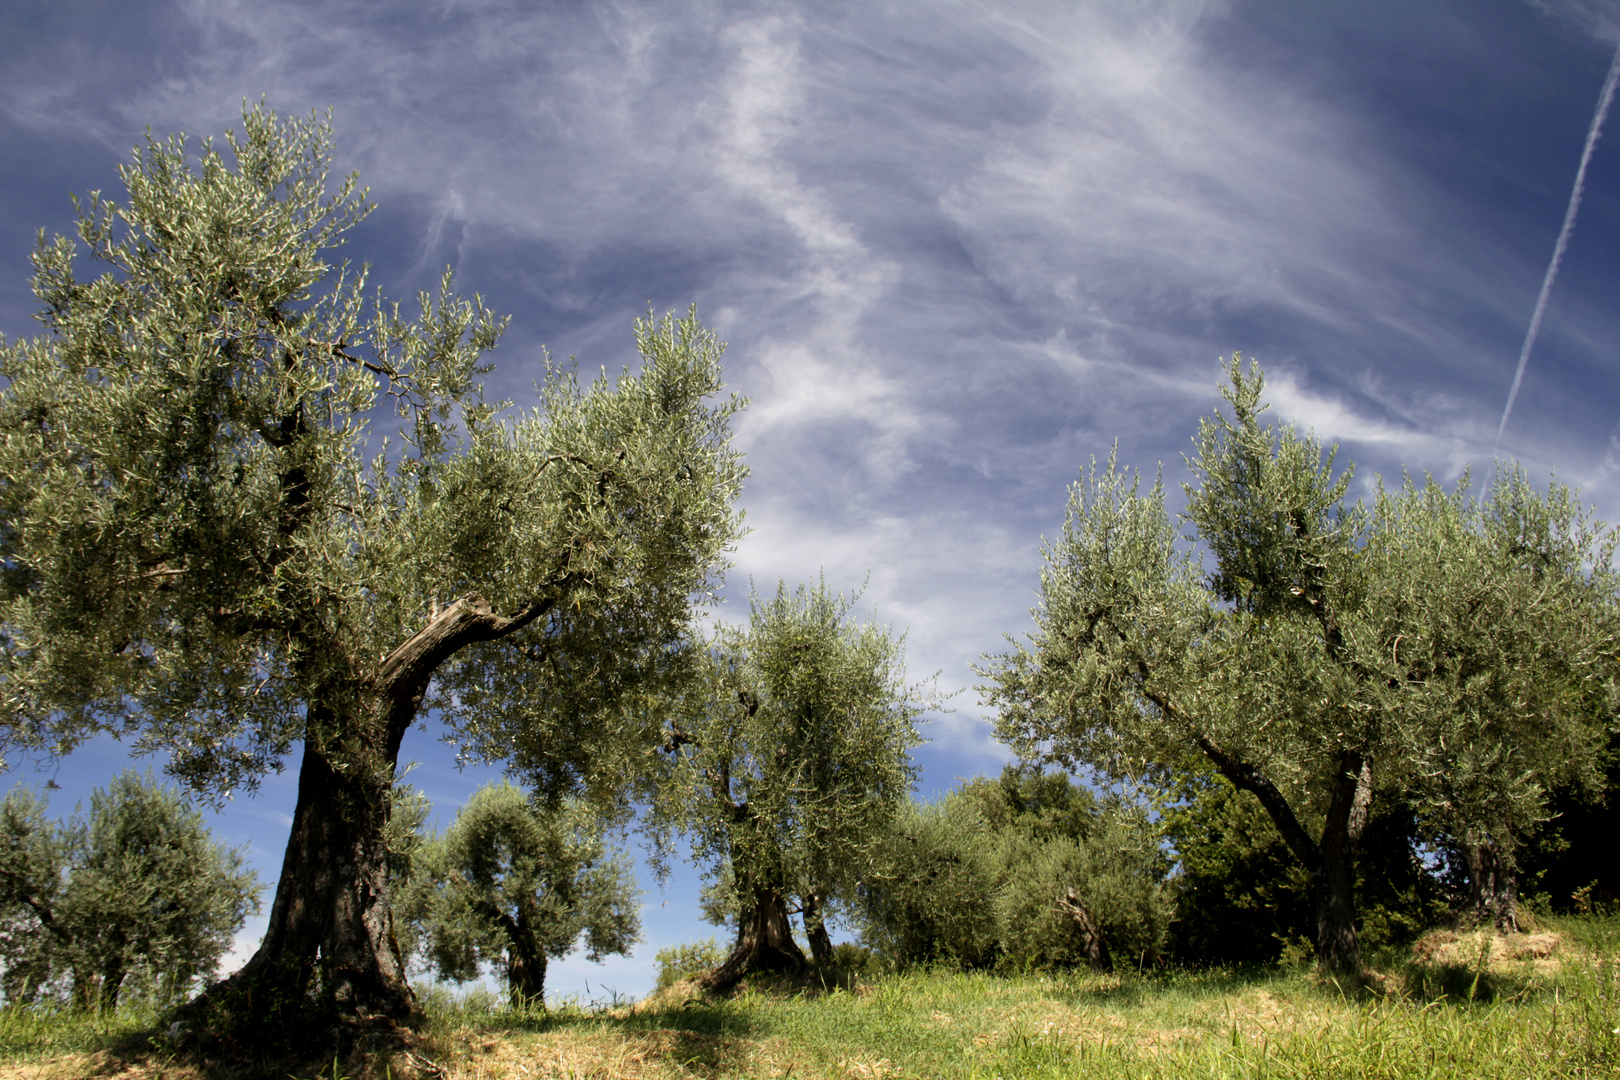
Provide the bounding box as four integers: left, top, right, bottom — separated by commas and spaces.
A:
1413, 927, 1565, 970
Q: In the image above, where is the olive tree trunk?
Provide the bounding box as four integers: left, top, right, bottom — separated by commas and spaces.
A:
801, 890, 835, 970
184, 718, 416, 1035
180, 595, 557, 1042
1198, 737, 1371, 976
1463, 832, 1519, 933
704, 872, 807, 991
505, 941, 547, 1009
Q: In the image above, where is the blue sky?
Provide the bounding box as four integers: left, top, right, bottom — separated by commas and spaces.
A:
2, 0, 1618, 1003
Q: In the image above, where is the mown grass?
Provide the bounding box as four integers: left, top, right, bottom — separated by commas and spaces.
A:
2, 916, 1617, 1079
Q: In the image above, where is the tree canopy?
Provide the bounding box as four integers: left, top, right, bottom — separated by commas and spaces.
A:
855, 768, 1170, 972
0, 103, 745, 1037
395, 782, 639, 1007
1354, 469, 1620, 928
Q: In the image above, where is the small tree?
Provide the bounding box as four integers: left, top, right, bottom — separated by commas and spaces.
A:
0, 103, 744, 1033
396, 782, 638, 1007
855, 793, 1002, 968
0, 772, 259, 1010
966, 768, 1171, 971
0, 786, 66, 1005
651, 580, 927, 989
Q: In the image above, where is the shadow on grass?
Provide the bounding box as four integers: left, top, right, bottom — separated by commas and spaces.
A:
411, 988, 770, 1078
1042, 962, 1296, 1010
1392, 961, 1542, 1005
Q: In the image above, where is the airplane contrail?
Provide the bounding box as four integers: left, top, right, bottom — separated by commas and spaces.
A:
1491, 38, 1620, 473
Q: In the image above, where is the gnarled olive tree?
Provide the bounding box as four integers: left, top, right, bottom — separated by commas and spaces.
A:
0, 105, 744, 1036
981, 358, 1618, 972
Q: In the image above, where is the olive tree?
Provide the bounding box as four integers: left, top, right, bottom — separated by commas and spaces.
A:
980, 358, 1618, 972
855, 769, 1170, 972
0, 104, 744, 1034
854, 792, 1002, 968
395, 782, 638, 1007
0, 772, 259, 1010
650, 580, 926, 989
1357, 470, 1619, 930
983, 359, 1382, 973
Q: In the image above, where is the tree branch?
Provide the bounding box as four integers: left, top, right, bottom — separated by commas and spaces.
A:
0, 859, 74, 946
375, 585, 569, 701
1190, 730, 1323, 872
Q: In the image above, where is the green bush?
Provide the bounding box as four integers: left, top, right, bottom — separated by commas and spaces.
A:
858, 768, 1171, 971
856, 794, 1002, 968
654, 937, 727, 989
996, 829, 1171, 972
828, 941, 876, 976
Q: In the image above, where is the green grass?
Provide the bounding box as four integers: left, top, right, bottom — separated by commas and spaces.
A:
0, 997, 163, 1061
2, 920, 1618, 1078
416, 928, 1620, 1079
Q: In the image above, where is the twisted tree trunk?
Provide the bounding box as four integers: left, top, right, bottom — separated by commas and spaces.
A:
179, 593, 563, 1043
1056, 887, 1112, 970
505, 935, 548, 1009
704, 869, 807, 991
182, 715, 417, 1037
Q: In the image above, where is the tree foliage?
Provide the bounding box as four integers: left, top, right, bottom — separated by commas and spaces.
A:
394, 782, 638, 1007
0, 102, 745, 1032
1515, 733, 1620, 912
0, 772, 258, 1010
1161, 774, 1447, 965
1355, 470, 1620, 929
979, 357, 1618, 972
650, 579, 926, 986
856, 791, 1001, 969
856, 768, 1171, 972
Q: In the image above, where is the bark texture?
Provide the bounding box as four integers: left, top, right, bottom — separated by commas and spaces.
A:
505, 941, 547, 1009
704, 875, 807, 992
802, 890, 835, 970
180, 594, 562, 1041
1463, 833, 1519, 933
184, 721, 415, 1035
1056, 887, 1113, 970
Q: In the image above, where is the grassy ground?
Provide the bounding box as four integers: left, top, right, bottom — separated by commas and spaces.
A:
1, 917, 1616, 1079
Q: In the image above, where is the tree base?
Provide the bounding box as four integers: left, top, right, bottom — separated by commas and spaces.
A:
166, 953, 423, 1059
155, 1015, 440, 1080
702, 886, 809, 992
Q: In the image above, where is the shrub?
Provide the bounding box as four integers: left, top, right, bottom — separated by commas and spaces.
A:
856, 794, 1002, 968
654, 938, 727, 989
858, 768, 1172, 971
996, 825, 1171, 972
